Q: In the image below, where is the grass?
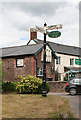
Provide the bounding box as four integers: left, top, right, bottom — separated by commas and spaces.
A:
2, 94, 74, 118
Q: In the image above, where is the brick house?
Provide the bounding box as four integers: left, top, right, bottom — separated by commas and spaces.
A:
2, 30, 81, 82
2, 41, 57, 81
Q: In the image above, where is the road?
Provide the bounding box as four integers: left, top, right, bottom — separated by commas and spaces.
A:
48, 92, 81, 119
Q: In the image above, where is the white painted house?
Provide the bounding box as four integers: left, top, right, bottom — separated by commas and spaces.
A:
27, 31, 81, 81
55, 53, 81, 81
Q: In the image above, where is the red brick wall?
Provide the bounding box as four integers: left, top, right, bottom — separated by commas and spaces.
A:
2, 51, 55, 81
2, 56, 36, 81
35, 51, 55, 81
2, 58, 15, 81
30, 32, 37, 40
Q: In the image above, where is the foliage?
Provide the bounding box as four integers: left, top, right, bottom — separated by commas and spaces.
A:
55, 71, 58, 81
0, 59, 5, 79
37, 82, 50, 94
0, 59, 2, 78
64, 76, 68, 81
16, 75, 50, 94
2, 81, 17, 92
0, 59, 2, 93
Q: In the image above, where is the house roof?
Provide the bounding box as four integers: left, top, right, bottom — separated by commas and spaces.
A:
2, 43, 57, 59
2, 38, 81, 58
34, 39, 81, 57
2, 44, 43, 57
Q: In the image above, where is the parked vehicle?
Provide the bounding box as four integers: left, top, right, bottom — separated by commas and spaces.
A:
65, 78, 81, 95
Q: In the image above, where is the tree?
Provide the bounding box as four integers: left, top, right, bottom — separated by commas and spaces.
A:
55, 70, 59, 81
0, 58, 2, 92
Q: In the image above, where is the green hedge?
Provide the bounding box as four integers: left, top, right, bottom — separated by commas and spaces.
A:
2, 81, 17, 92
16, 75, 50, 94
2, 75, 50, 94
0, 81, 2, 93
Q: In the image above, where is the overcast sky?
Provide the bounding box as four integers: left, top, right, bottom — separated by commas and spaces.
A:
0, 0, 80, 48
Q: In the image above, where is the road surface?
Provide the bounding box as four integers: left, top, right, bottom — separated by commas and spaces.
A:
48, 92, 81, 119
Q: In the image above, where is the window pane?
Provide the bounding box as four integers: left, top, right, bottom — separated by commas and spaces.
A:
37, 68, 43, 76
56, 57, 60, 64
51, 67, 54, 74
74, 79, 79, 83
70, 58, 74, 65
17, 59, 23, 67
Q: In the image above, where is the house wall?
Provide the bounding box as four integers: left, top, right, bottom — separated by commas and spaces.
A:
35, 51, 55, 81
55, 53, 81, 81
2, 51, 55, 81
41, 45, 52, 62
28, 40, 36, 45
2, 56, 36, 81
2, 58, 15, 81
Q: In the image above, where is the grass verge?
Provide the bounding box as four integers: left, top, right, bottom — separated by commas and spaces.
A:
2, 94, 74, 118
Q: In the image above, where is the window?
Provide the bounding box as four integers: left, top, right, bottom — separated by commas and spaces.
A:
70, 58, 74, 65
51, 67, 54, 74
16, 59, 24, 67
56, 57, 60, 64
73, 78, 81, 84
37, 68, 43, 76
46, 49, 51, 62
41, 47, 52, 62
74, 79, 79, 83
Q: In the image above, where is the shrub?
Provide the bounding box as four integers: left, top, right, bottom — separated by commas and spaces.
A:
64, 76, 68, 81
55, 71, 58, 81
37, 82, 50, 94
2, 81, 17, 92
16, 75, 50, 94
0, 59, 5, 79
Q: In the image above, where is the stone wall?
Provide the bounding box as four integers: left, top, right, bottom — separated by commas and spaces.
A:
48, 81, 67, 92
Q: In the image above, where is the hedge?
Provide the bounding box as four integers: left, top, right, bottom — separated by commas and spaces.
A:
2, 75, 50, 94
2, 81, 17, 92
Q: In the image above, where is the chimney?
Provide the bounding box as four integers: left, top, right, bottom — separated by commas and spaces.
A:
30, 28, 37, 40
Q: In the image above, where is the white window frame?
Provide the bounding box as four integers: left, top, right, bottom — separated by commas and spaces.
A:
41, 47, 52, 62
16, 58, 24, 67
70, 58, 74, 66
56, 57, 60, 64
37, 68, 43, 76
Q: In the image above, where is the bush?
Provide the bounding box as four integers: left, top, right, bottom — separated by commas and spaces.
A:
37, 82, 50, 94
55, 71, 58, 81
64, 76, 68, 81
16, 75, 50, 94
2, 81, 17, 92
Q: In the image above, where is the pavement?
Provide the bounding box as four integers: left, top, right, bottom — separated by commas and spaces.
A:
48, 92, 81, 119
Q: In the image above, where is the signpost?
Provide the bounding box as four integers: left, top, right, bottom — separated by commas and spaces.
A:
48, 31, 61, 38
30, 23, 62, 97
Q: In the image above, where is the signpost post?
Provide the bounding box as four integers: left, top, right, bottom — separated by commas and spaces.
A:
42, 23, 47, 97
30, 23, 62, 97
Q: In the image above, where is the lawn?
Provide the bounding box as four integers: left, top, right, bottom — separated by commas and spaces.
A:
2, 94, 74, 118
